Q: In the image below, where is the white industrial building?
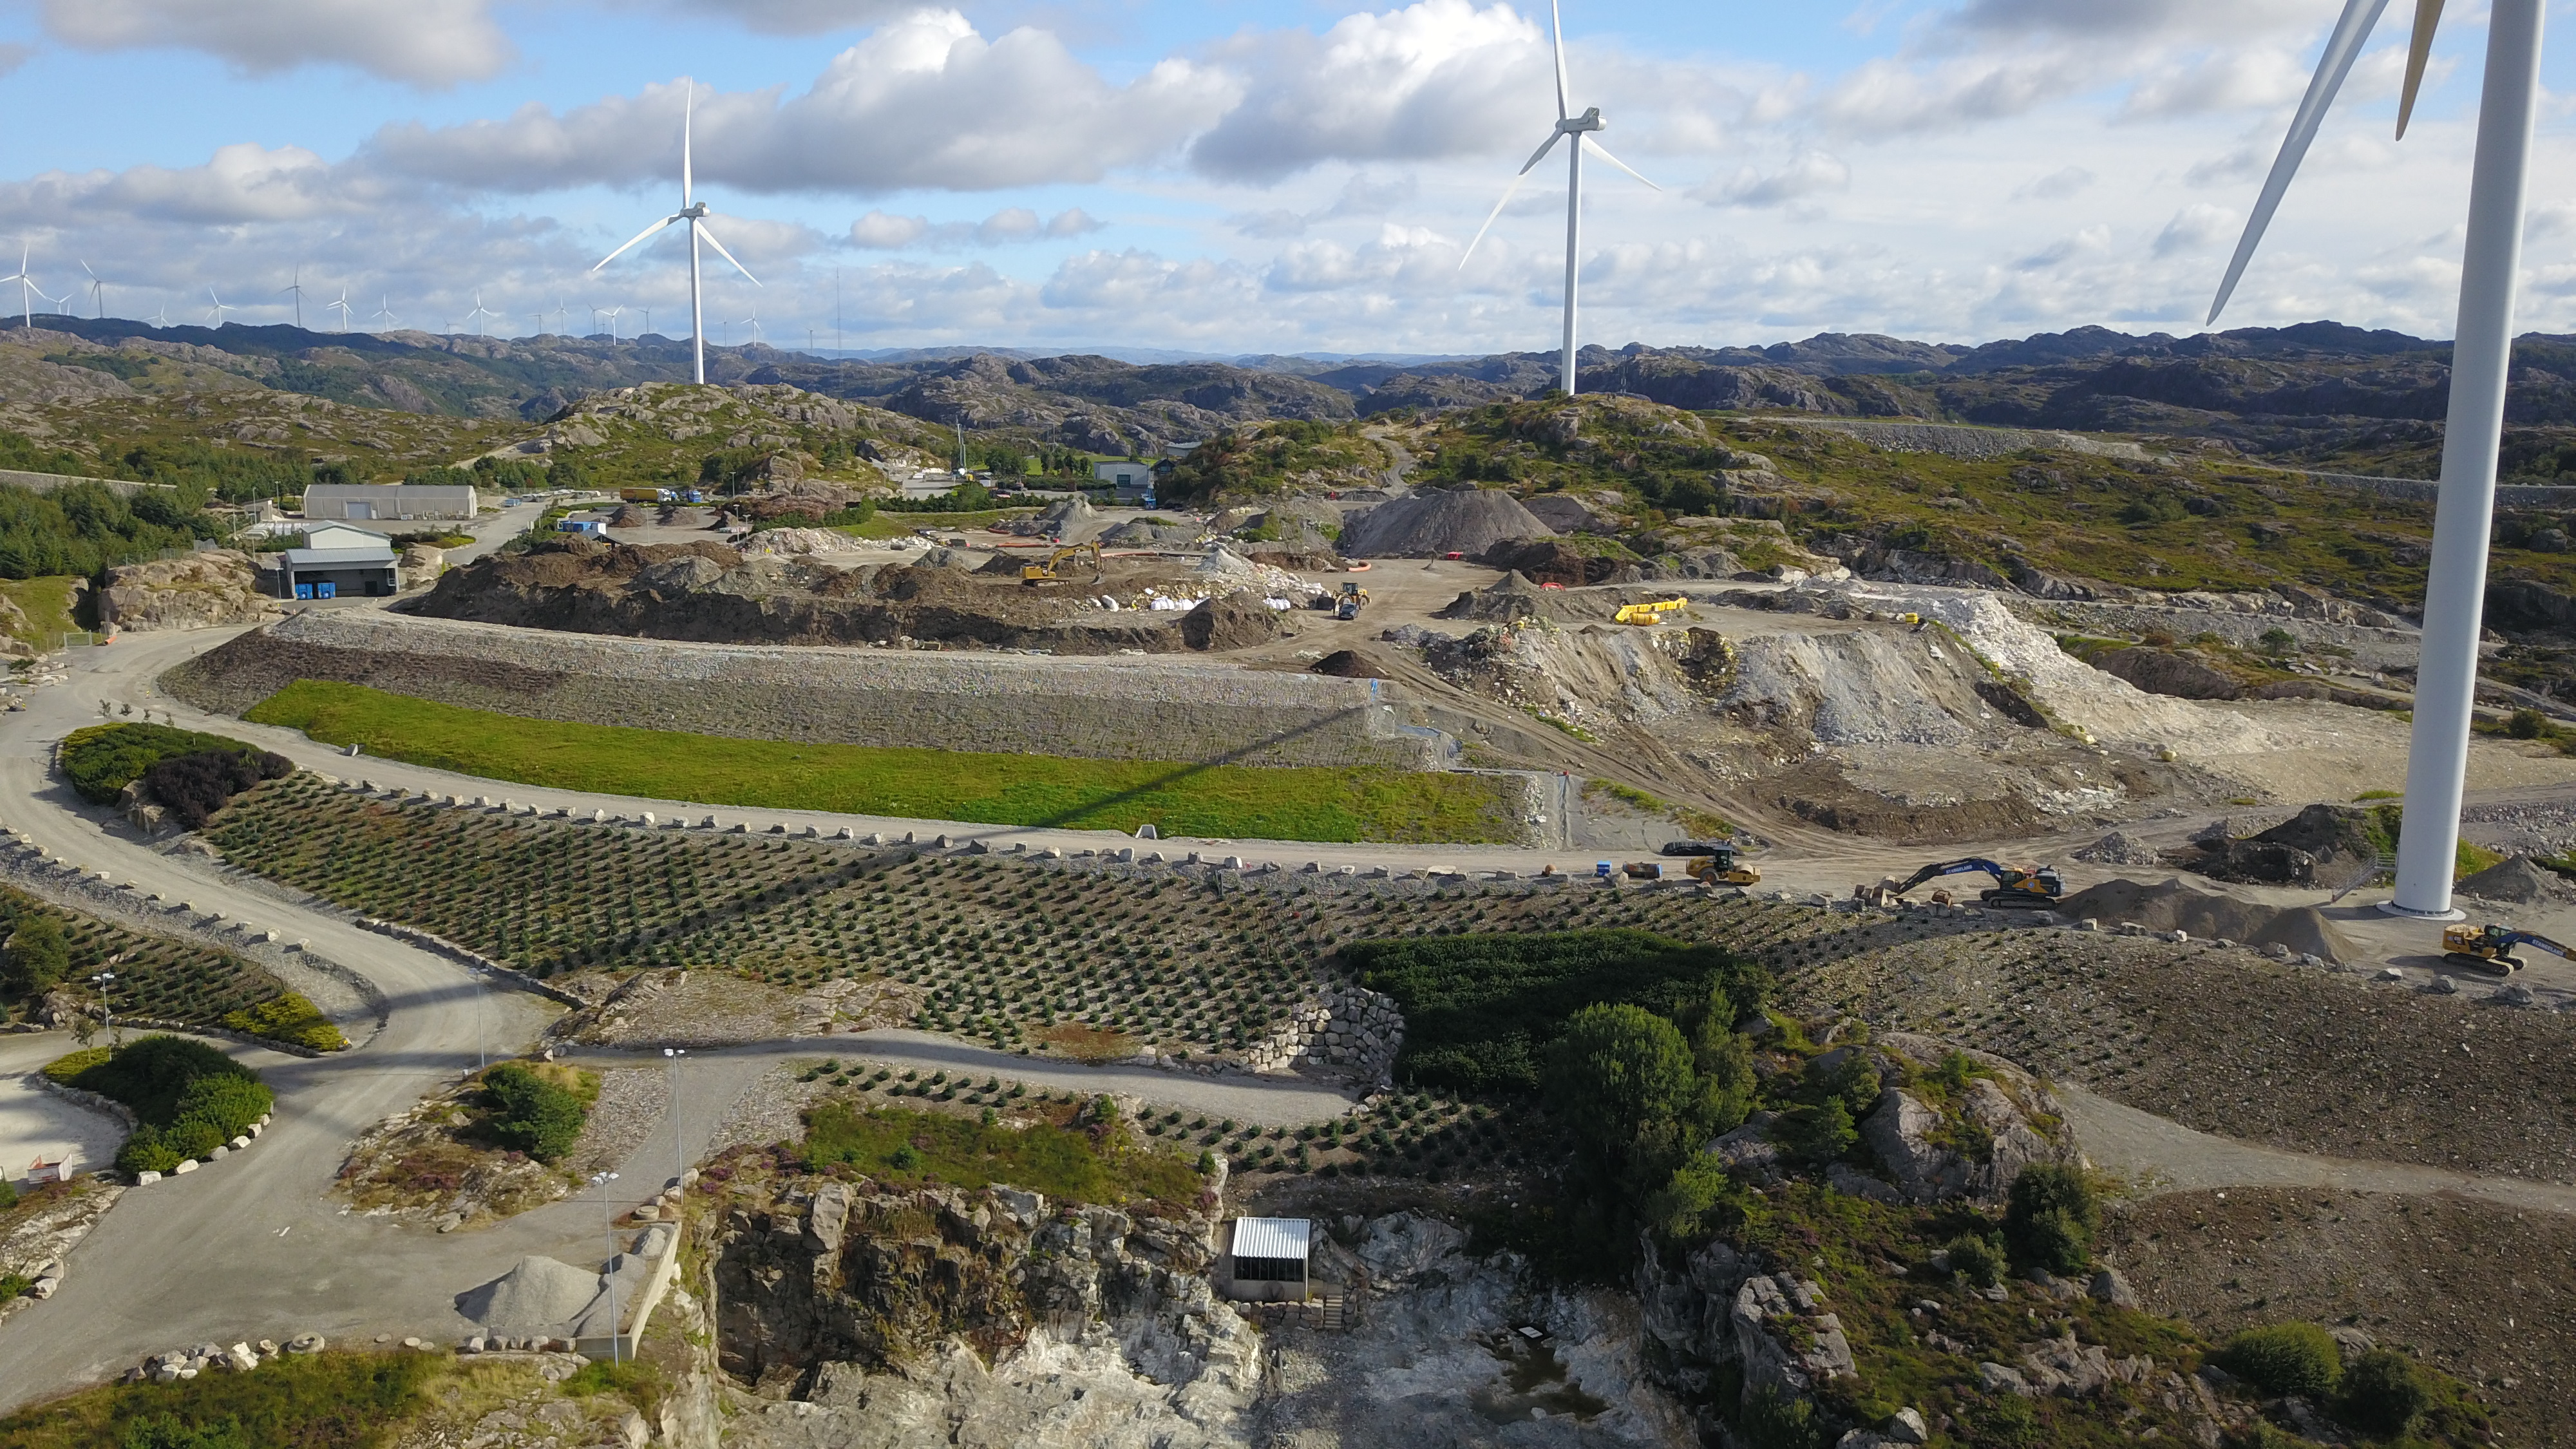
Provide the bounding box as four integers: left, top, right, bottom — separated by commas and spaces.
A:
305, 482, 478, 522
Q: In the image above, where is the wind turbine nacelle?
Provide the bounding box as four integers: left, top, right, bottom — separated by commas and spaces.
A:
1559, 108, 1605, 135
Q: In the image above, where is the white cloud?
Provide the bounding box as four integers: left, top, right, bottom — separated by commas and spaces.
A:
645, 0, 914, 35
1696, 150, 1850, 209
2119, 48, 2309, 120
2154, 202, 2237, 256
0, 43, 30, 77
846, 207, 1102, 250
0, 142, 383, 225
37, 0, 514, 86
369, 13, 1237, 194
2017, 166, 2094, 200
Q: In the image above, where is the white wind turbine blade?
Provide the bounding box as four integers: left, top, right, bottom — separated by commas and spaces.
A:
1459, 131, 1567, 267
1548, 0, 1571, 122
682, 77, 696, 207
2395, 0, 2447, 138
594, 213, 681, 270
694, 220, 761, 286
2207, 0, 2392, 325
1584, 137, 1660, 191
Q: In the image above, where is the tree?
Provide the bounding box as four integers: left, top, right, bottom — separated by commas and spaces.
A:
1689, 1025, 1757, 1137
2333, 1350, 2428, 1436
2003, 1163, 2099, 1273
1544, 1003, 1696, 1171
2258, 626, 2298, 655
3, 913, 69, 999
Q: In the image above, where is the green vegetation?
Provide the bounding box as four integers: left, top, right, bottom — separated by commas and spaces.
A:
0, 575, 85, 649
0, 887, 314, 1043
0, 480, 218, 579
2215, 1322, 2342, 1398
801, 1101, 1200, 1204
478, 1062, 591, 1162
2335, 1349, 2431, 1436
220, 993, 348, 1052
0, 1349, 444, 1449
243, 680, 1521, 844
1349, 929, 1765, 1094
61, 723, 287, 806
3, 913, 68, 998
1583, 778, 1731, 838
1157, 420, 1392, 501
51, 1036, 272, 1173
2001, 1163, 2099, 1274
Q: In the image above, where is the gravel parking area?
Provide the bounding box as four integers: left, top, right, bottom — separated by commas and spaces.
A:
0, 1034, 128, 1193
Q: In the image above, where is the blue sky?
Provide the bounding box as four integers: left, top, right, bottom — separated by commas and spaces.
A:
1, 0, 2571, 354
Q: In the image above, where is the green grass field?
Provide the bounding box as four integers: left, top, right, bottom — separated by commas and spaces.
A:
244, 680, 1522, 843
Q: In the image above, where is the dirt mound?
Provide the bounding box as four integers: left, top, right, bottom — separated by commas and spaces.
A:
2181, 802, 2384, 886
2056, 876, 2354, 961
1100, 518, 1201, 548
663, 506, 715, 528
1438, 571, 1548, 623
608, 504, 651, 527
1337, 488, 1555, 558
2088, 647, 2240, 700
1182, 591, 1289, 651
2456, 855, 2565, 904
1522, 494, 1605, 533
1311, 648, 1388, 679
1022, 495, 1098, 540
2072, 831, 2163, 866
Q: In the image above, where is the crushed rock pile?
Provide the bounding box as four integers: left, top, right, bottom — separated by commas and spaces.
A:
2182, 802, 2383, 887
1181, 590, 1291, 651
2056, 876, 2354, 962
1337, 488, 1555, 558
2455, 855, 2568, 904
2073, 831, 2164, 866
1099, 517, 1202, 548
663, 506, 715, 528
454, 1255, 602, 1334
1018, 495, 1099, 540
1439, 571, 1550, 623
1196, 547, 1321, 596
1522, 493, 1607, 533
739, 527, 863, 557
608, 504, 651, 528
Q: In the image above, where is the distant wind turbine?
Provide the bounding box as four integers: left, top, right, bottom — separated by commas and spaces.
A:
739, 305, 762, 346
603, 305, 623, 343
280, 266, 305, 328
370, 295, 398, 331
530, 311, 545, 337
204, 288, 234, 327
591, 77, 759, 384
2, 247, 38, 330
81, 261, 106, 319
465, 292, 497, 338
1456, 0, 1659, 397
551, 296, 568, 335
2204, 0, 2539, 921
149, 304, 171, 328
327, 290, 352, 332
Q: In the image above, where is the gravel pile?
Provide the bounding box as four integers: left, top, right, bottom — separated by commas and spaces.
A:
739, 527, 862, 557
2454, 854, 2567, 904
456, 1256, 601, 1333
608, 505, 650, 528
1337, 488, 1555, 558
2071, 831, 2163, 866
2056, 876, 2353, 961
564, 1068, 666, 1179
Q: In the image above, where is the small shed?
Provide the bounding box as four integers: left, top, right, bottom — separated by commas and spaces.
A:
1222, 1216, 1311, 1302
278, 522, 399, 600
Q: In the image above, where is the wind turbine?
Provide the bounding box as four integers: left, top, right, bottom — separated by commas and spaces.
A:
81, 261, 105, 319
205, 288, 234, 327
327, 290, 352, 332
604, 305, 623, 343
2205, 0, 2538, 920
370, 295, 398, 331
149, 304, 170, 328
465, 292, 497, 338
280, 266, 305, 328
530, 310, 545, 337
2, 247, 37, 330
591, 77, 760, 384
1457, 0, 1659, 397
739, 305, 762, 347
551, 296, 568, 335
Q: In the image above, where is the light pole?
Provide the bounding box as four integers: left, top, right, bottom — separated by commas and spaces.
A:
90, 970, 115, 1048
663, 1047, 687, 1184
591, 1170, 622, 1365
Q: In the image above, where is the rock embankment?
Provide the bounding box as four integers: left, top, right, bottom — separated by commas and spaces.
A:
100, 551, 275, 632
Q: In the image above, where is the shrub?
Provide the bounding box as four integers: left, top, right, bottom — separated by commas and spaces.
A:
2003, 1164, 2098, 1274
3, 911, 68, 998
0, 1273, 28, 1305
222, 994, 349, 1051
115, 1126, 183, 1175
1781, 1099, 1858, 1163
480, 1063, 588, 1162
1739, 1385, 1824, 1449
60, 723, 286, 805
61, 1035, 269, 1130
2332, 1349, 2427, 1434
2217, 1322, 2342, 1398
1946, 1232, 2007, 1288
140, 749, 290, 829
2509, 707, 2547, 740
0, 1178, 15, 1210
120, 1414, 254, 1449
1543, 1003, 1696, 1162
43, 1046, 109, 1084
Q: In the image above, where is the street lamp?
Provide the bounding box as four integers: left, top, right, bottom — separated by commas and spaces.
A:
591, 1170, 622, 1365
663, 1048, 687, 1184
90, 971, 115, 1048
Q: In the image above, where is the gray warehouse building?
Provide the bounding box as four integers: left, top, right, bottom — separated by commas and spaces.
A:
305, 482, 478, 521
276, 522, 399, 600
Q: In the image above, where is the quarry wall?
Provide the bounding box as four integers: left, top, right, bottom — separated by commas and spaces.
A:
164, 610, 1446, 771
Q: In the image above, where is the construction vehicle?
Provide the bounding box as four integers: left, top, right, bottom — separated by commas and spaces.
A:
2441, 923, 2575, 973
1021, 541, 1103, 586
1887, 857, 2065, 909
1613, 598, 1689, 626
1684, 847, 1761, 887
1622, 862, 1663, 880
1335, 581, 1369, 620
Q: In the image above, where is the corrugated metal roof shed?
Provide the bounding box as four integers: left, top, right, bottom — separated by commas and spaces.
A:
281, 545, 399, 567
1231, 1217, 1311, 1260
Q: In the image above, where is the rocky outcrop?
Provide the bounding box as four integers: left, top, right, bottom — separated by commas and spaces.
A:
100, 552, 274, 632
2085, 646, 2242, 700
1852, 1033, 2078, 1204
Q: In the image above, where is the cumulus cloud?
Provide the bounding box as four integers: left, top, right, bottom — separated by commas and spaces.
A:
645, 0, 915, 35
36, 0, 514, 86
1226, 172, 1421, 238
369, 12, 1236, 194
2154, 202, 2237, 257
847, 206, 1103, 249
1189, 0, 1548, 181
1696, 150, 1850, 209
0, 143, 388, 225
2016, 166, 2095, 200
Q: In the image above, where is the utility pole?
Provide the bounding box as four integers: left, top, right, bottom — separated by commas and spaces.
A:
664, 1047, 687, 1184
592, 1170, 623, 1364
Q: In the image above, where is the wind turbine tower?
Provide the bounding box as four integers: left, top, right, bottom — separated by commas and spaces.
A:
371, 296, 398, 332
1457, 0, 1658, 397
3, 247, 38, 331
205, 288, 234, 327
281, 267, 305, 328
2206, 0, 2541, 920
81, 261, 106, 319
592, 77, 760, 384
327, 290, 352, 332
466, 292, 498, 338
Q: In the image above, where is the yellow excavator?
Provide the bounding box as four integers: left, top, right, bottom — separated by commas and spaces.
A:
1613, 597, 1689, 626
2441, 923, 2573, 974
1021, 541, 1103, 586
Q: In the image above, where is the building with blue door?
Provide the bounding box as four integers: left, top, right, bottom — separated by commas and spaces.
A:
277, 522, 399, 600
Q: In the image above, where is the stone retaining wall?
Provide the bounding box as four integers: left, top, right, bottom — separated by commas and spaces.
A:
166, 610, 1446, 771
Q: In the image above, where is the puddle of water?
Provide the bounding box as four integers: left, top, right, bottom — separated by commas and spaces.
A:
1470, 1333, 1612, 1425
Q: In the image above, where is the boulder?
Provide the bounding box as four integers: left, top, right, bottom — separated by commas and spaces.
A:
2086, 647, 2240, 700
1354, 1213, 1464, 1288
1708, 1113, 1787, 1186
100, 551, 274, 632
805, 1182, 849, 1253
2088, 1267, 2140, 1309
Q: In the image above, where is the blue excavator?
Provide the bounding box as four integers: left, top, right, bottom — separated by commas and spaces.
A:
2441, 923, 2574, 973
1889, 857, 2066, 910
